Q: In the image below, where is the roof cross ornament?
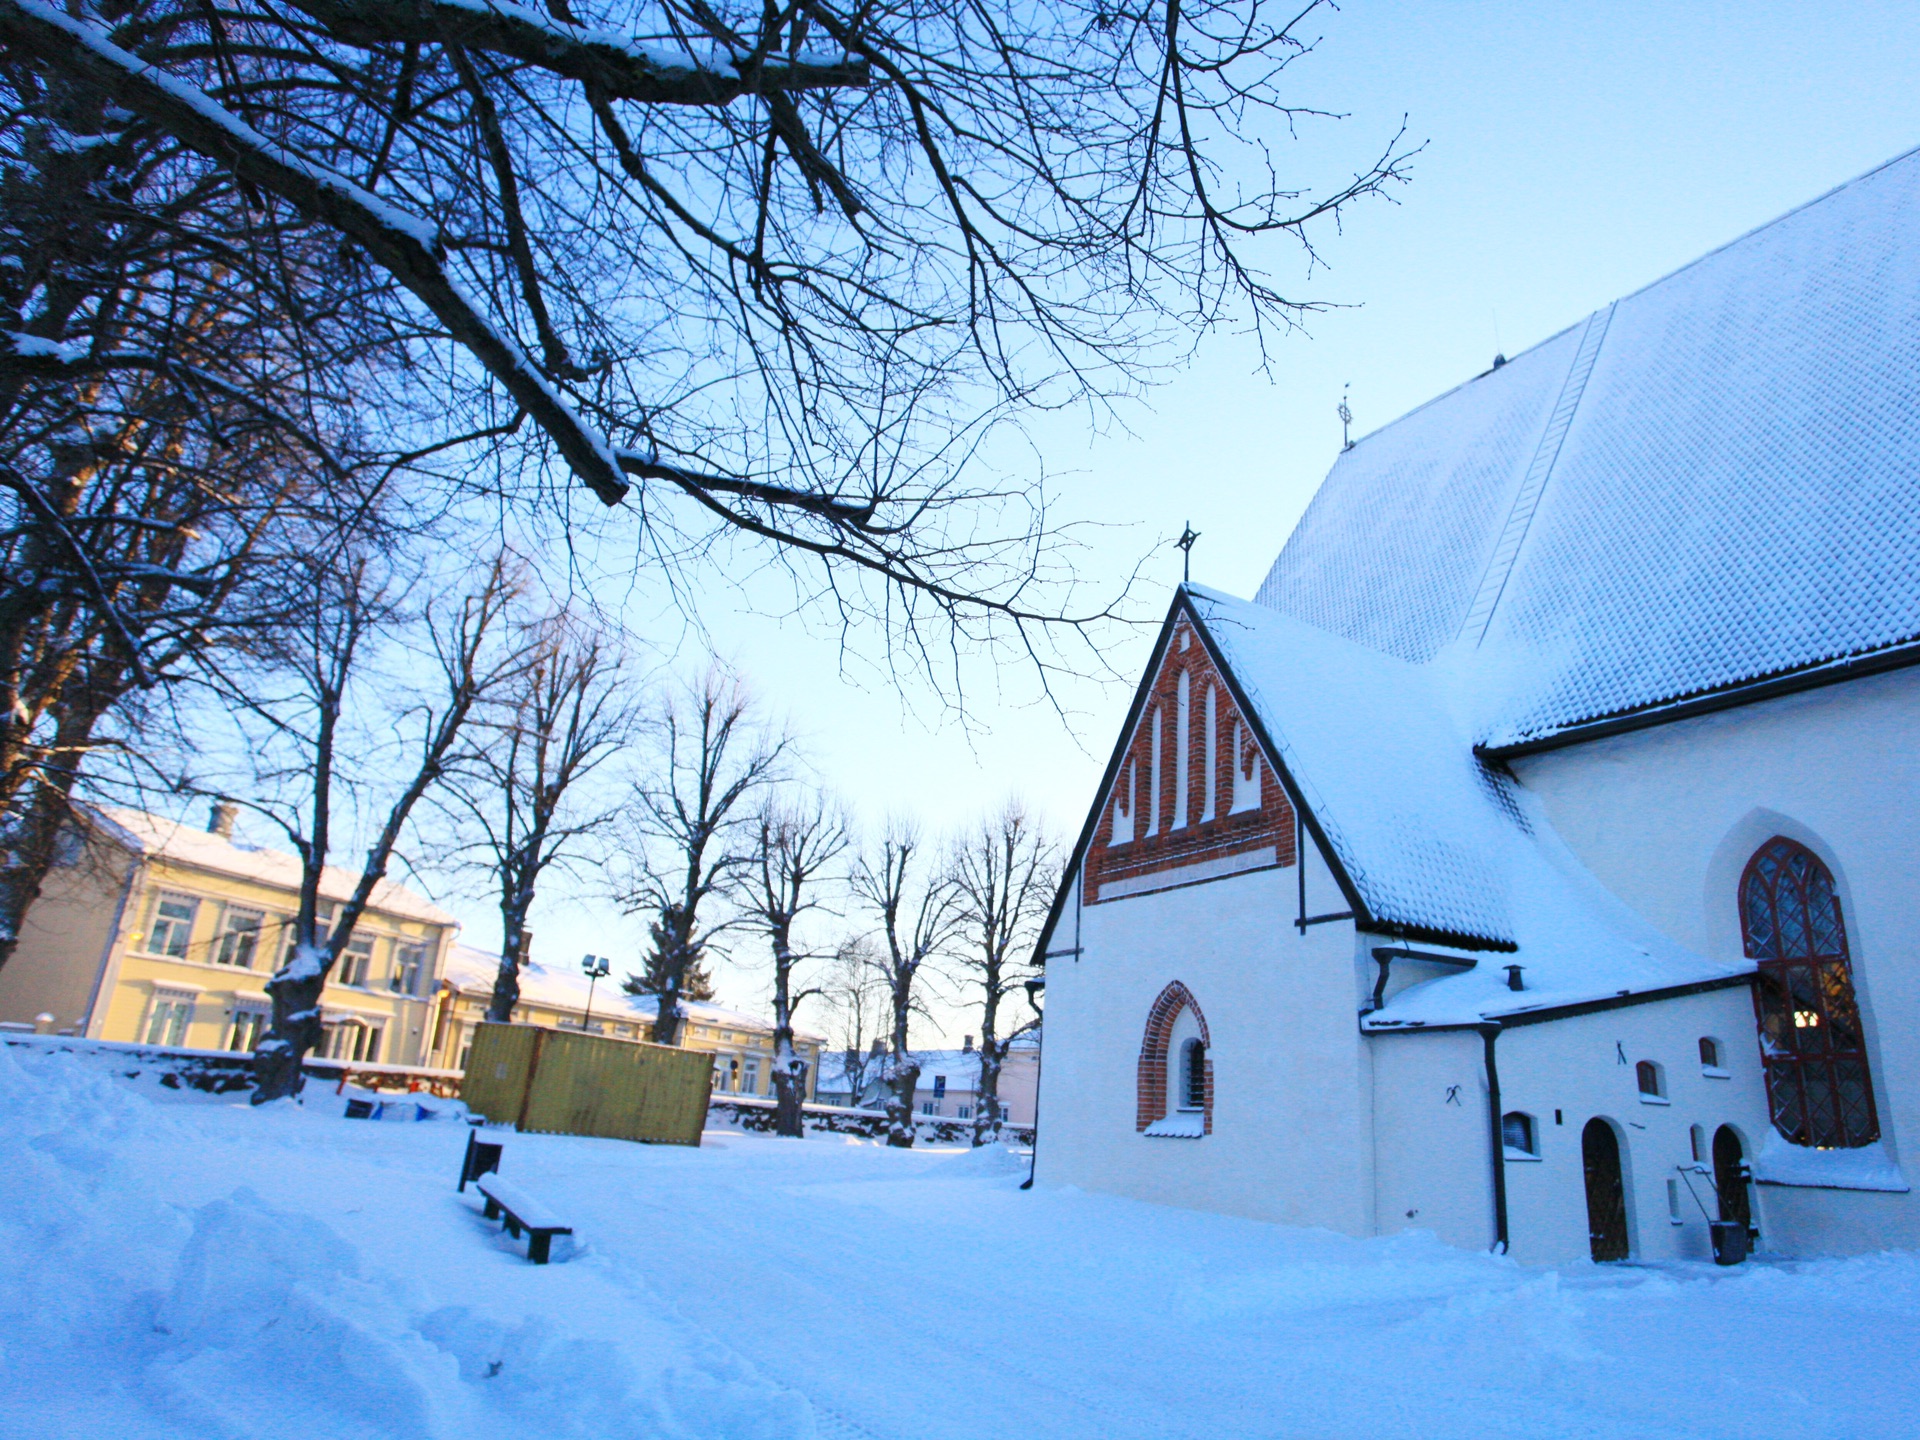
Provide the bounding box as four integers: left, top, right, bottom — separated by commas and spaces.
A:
1175, 522, 1200, 583
1339, 384, 1354, 450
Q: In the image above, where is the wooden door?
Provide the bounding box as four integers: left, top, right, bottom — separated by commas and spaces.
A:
1713, 1126, 1752, 1230
1582, 1118, 1630, 1261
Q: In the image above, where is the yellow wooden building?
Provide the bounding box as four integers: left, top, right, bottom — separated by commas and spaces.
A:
0, 804, 458, 1064
431, 943, 828, 1101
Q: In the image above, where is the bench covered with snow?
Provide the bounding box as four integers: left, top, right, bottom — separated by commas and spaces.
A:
474, 1176, 572, 1264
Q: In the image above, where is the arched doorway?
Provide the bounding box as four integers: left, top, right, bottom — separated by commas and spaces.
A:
1712, 1126, 1752, 1231
1582, 1118, 1630, 1261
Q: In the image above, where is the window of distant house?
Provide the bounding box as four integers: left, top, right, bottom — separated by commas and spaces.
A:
1699, 1036, 1724, 1071
390, 942, 427, 996
146, 894, 199, 959
144, 990, 195, 1045
742, 1057, 760, 1095
958, 1105, 971, 1119
214, 907, 264, 968
1741, 837, 1880, 1148
338, 932, 376, 987
226, 1006, 268, 1053
921, 1101, 936, 1116
1502, 1111, 1538, 1158
1636, 1060, 1667, 1102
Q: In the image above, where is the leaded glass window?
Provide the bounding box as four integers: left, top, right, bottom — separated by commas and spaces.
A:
1741, 837, 1878, 1148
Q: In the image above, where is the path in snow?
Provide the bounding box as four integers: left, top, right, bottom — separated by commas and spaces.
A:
1, 1042, 1916, 1440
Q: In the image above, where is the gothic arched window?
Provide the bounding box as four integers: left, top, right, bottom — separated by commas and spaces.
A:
1137, 981, 1212, 1136
1740, 837, 1879, 1148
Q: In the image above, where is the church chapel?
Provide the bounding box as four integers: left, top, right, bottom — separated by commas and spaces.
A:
1031, 147, 1920, 1262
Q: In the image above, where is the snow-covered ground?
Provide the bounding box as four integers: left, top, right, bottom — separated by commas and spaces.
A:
3, 1043, 1917, 1440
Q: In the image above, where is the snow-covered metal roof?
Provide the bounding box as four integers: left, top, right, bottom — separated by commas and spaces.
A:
1184, 589, 1749, 1025
1257, 145, 1920, 749
98, 807, 458, 927
442, 943, 826, 1041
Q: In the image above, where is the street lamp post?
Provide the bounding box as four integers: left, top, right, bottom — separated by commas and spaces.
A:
580, 953, 611, 1032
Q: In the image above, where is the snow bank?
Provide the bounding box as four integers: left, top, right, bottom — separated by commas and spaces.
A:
6, 1045, 1920, 1439
0, 1045, 814, 1440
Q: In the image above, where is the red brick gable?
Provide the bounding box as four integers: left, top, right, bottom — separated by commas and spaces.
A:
1085, 614, 1294, 904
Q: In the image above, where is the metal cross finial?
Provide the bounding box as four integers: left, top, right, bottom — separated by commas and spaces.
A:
1175, 522, 1200, 583
1338, 384, 1353, 450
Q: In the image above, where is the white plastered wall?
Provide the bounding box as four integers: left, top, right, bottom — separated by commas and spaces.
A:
1035, 836, 1376, 1235
1510, 666, 1920, 1254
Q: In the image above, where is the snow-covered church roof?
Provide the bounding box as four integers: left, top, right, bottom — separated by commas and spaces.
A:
1183, 587, 1749, 1025
1052, 153, 1920, 1027
1258, 144, 1920, 752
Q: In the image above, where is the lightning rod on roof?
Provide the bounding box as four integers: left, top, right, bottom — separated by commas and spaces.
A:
1339, 385, 1353, 449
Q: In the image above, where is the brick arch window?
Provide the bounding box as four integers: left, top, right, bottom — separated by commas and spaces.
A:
1137, 981, 1212, 1136
1740, 837, 1879, 1148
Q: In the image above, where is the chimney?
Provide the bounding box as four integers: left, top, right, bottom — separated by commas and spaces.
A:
208, 801, 238, 838
962, 1035, 974, 1052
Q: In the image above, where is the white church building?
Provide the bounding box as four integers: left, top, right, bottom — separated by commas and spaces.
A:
1032, 147, 1920, 1264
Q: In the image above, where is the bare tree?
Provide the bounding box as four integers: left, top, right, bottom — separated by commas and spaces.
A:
824, 934, 885, 1107
0, 54, 386, 976
851, 819, 959, 1147
741, 794, 848, 1135
0, 0, 1412, 682
949, 804, 1056, 1145
446, 607, 637, 1023
620, 667, 784, 1045
200, 548, 524, 1100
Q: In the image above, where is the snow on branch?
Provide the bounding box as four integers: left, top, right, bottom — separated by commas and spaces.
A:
0, 0, 633, 506
283, 0, 869, 104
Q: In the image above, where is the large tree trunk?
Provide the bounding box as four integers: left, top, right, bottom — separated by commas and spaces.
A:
770, 1036, 806, 1138
253, 953, 326, 1101
974, 1040, 1005, 1147
885, 1056, 921, 1148
486, 884, 534, 1022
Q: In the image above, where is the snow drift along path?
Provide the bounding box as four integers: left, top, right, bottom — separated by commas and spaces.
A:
1, 1042, 1916, 1440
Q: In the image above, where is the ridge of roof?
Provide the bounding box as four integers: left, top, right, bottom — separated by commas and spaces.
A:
1259, 142, 1920, 746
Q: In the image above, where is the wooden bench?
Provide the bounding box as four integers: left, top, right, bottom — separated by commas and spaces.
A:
457, 1126, 503, 1192
474, 1175, 572, 1264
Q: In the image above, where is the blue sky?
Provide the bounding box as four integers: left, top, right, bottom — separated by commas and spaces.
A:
498, 1, 1920, 1037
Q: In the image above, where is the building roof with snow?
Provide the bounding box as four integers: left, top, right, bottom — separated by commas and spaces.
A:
441, 943, 826, 1041
95, 806, 457, 927
1257, 144, 1920, 753
1046, 151, 1920, 1029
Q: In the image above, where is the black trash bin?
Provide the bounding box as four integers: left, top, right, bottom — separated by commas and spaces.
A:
1709, 1219, 1749, 1266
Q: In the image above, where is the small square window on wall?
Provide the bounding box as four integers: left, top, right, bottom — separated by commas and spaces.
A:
338, 932, 376, 987
214, 907, 264, 968
1636, 1061, 1669, 1103
226, 1005, 269, 1053
1699, 1036, 1730, 1078
390, 943, 428, 996
143, 990, 195, 1046
1501, 1112, 1539, 1159
147, 894, 199, 959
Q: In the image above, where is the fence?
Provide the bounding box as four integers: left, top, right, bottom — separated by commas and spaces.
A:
461, 1022, 712, 1146
0, 1032, 463, 1096
706, 1095, 1035, 1147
